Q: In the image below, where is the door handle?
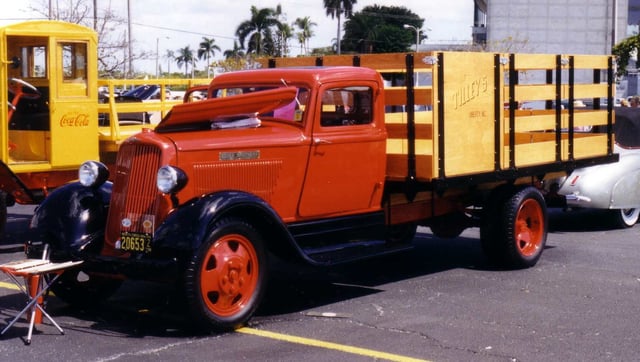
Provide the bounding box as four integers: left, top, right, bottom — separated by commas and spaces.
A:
313, 138, 331, 145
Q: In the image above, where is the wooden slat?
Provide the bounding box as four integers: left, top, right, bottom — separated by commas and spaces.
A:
571, 134, 609, 159
572, 54, 610, 69
512, 53, 557, 69
386, 154, 433, 180
573, 83, 608, 99
512, 84, 556, 102
512, 112, 557, 132
384, 88, 433, 107
386, 123, 433, 140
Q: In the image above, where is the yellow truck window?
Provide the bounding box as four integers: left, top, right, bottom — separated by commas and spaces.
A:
61, 43, 87, 82
57, 42, 88, 97
18, 45, 46, 78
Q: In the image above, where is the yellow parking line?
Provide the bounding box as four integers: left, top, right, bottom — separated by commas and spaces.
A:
0, 281, 20, 291
0, 282, 429, 361
237, 327, 430, 362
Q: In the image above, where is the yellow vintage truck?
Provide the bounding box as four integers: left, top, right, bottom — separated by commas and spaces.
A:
0, 20, 207, 235
26, 49, 618, 330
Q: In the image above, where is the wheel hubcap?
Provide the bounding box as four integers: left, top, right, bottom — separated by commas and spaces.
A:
200, 234, 259, 317
515, 199, 544, 257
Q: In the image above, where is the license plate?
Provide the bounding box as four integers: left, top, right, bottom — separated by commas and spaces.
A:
119, 232, 152, 253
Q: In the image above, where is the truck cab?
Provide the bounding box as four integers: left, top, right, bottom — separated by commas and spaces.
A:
0, 21, 99, 229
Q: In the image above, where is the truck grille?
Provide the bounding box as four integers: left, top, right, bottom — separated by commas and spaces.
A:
106, 142, 163, 245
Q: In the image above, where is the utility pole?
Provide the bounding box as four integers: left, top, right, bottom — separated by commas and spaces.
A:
127, 0, 133, 78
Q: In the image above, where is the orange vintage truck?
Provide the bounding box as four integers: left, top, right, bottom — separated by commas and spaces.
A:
27, 51, 617, 330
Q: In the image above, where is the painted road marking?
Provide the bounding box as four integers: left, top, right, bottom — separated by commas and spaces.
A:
0, 282, 429, 361
0, 281, 20, 291
237, 327, 430, 362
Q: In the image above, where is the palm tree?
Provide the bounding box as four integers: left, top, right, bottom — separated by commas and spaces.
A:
164, 49, 175, 75
235, 6, 282, 56
323, 0, 357, 54
198, 37, 221, 78
275, 22, 293, 57
295, 16, 317, 55
175, 46, 195, 77
224, 41, 246, 60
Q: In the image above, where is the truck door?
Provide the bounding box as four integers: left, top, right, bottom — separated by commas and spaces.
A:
298, 84, 386, 217
5, 36, 51, 163
49, 40, 99, 167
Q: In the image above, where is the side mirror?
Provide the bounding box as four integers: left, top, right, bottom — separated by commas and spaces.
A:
10, 56, 21, 69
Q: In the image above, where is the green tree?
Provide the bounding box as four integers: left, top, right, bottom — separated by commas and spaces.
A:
613, 35, 640, 77
323, 0, 357, 54
341, 5, 423, 54
275, 22, 294, 57
295, 16, 317, 55
164, 49, 175, 75
30, 0, 138, 77
175, 46, 196, 77
198, 37, 221, 77
236, 6, 282, 56
224, 41, 246, 60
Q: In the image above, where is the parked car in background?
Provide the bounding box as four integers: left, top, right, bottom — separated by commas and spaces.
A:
553, 107, 640, 228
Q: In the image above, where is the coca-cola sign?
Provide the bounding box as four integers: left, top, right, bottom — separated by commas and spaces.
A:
59, 112, 89, 127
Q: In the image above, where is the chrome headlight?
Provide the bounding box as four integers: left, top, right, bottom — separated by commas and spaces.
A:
78, 161, 109, 187
157, 165, 187, 194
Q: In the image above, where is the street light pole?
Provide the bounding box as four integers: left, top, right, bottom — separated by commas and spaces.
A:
156, 38, 159, 78
403, 24, 419, 52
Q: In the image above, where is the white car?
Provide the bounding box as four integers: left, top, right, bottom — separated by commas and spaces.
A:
555, 107, 640, 228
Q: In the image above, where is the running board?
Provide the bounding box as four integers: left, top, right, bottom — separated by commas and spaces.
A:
302, 240, 413, 266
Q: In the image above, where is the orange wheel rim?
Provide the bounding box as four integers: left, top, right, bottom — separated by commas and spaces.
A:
199, 234, 259, 317
514, 199, 544, 257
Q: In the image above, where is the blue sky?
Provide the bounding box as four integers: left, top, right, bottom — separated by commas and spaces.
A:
2, 0, 474, 73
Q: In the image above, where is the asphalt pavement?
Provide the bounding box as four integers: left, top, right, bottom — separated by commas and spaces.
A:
0, 206, 639, 361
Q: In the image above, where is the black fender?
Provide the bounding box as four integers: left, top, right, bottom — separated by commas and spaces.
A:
153, 191, 302, 261
30, 181, 112, 259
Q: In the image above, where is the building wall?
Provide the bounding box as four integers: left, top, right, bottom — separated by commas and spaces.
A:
485, 0, 628, 55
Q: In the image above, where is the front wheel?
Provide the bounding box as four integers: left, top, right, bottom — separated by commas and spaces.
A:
481, 186, 547, 269
184, 218, 267, 331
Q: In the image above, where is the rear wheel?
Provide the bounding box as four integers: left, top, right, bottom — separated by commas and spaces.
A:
610, 208, 639, 228
184, 218, 267, 331
481, 186, 547, 269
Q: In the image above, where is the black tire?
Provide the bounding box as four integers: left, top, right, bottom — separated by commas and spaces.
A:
481, 186, 547, 269
429, 212, 470, 239
385, 223, 418, 243
610, 208, 639, 229
184, 218, 267, 331
0, 191, 7, 239
49, 269, 122, 308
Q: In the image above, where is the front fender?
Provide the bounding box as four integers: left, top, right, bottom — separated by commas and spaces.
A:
30, 181, 112, 258
153, 191, 295, 254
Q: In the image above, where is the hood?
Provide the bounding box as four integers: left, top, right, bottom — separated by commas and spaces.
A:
155, 87, 298, 132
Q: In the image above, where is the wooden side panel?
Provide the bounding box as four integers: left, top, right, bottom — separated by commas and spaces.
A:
440, 52, 497, 176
